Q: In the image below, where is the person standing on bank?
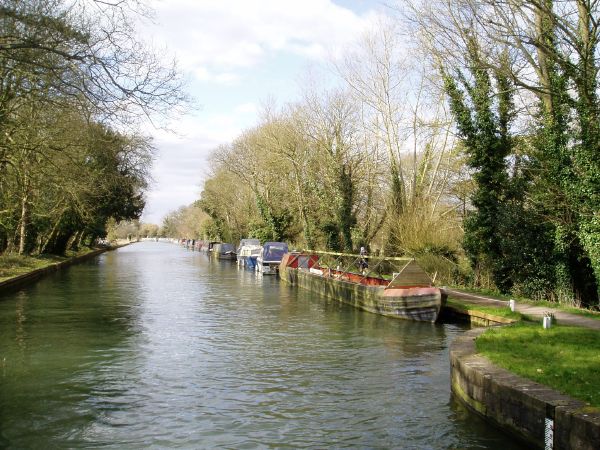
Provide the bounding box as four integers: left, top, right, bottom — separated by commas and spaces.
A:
359, 246, 368, 274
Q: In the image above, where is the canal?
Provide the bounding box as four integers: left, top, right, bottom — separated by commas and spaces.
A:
0, 242, 525, 448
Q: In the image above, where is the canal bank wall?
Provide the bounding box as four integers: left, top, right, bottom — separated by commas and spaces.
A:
451, 328, 600, 449
440, 303, 516, 327
0, 244, 128, 295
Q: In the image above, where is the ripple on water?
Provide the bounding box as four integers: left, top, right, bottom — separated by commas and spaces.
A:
0, 243, 526, 449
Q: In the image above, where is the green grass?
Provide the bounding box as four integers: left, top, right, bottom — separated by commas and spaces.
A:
476, 322, 600, 408
446, 298, 523, 321
0, 248, 99, 282
0, 254, 61, 281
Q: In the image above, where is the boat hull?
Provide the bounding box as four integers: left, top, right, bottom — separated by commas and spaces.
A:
281, 266, 442, 323
257, 261, 280, 274
214, 252, 236, 260
238, 255, 257, 269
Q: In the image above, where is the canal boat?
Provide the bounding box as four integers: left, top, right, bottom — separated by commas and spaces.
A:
237, 239, 261, 269
256, 242, 289, 274
200, 241, 220, 253
279, 251, 444, 322
213, 243, 237, 260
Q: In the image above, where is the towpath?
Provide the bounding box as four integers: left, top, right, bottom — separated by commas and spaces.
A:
442, 288, 600, 330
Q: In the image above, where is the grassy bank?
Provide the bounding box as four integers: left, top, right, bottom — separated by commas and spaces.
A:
476, 322, 600, 408
0, 248, 101, 283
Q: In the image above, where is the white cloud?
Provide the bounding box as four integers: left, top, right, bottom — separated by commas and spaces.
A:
234, 102, 258, 115
139, 0, 389, 224
146, 0, 381, 79
193, 67, 241, 85
141, 103, 263, 223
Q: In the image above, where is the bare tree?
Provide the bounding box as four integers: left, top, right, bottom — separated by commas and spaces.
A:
0, 0, 188, 125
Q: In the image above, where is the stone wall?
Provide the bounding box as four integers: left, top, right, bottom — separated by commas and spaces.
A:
440, 304, 516, 327
451, 329, 600, 449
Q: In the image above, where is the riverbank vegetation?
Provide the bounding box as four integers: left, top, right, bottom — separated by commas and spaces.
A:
0, 246, 101, 282
477, 323, 600, 408
0, 1, 185, 257
166, 2, 599, 310
105, 219, 161, 242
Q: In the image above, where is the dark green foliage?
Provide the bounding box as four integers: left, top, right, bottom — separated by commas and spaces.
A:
255, 193, 292, 242
197, 198, 227, 241
311, 164, 356, 252
336, 164, 355, 252
320, 220, 342, 252
528, 27, 599, 304
492, 202, 556, 296
444, 41, 565, 299
444, 26, 599, 306
444, 40, 513, 287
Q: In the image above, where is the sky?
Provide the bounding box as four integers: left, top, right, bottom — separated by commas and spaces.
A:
139, 0, 389, 224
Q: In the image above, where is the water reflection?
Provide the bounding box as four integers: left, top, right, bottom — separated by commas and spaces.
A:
0, 242, 525, 448
14, 292, 28, 355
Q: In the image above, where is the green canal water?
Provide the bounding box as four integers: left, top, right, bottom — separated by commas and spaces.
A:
0, 242, 525, 449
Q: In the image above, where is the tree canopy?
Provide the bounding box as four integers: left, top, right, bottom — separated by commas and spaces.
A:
165, 2, 599, 307
0, 0, 186, 255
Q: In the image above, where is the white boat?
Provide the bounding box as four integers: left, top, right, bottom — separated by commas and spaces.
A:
237, 239, 261, 269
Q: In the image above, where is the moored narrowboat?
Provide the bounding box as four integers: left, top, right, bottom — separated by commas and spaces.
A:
279, 251, 444, 322
200, 241, 220, 253
213, 243, 237, 260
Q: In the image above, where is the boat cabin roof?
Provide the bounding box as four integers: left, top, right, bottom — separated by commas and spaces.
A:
261, 242, 289, 261
239, 245, 261, 256
239, 238, 260, 246
215, 243, 235, 253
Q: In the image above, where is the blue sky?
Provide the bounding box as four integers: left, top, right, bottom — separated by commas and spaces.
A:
140, 0, 389, 224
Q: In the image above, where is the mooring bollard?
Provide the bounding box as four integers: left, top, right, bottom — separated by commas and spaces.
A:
509, 299, 515, 312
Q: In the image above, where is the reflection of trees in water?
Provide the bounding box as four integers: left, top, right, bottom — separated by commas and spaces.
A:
289, 287, 449, 358
0, 259, 144, 446
1, 261, 140, 367
14, 292, 28, 356
0, 244, 525, 448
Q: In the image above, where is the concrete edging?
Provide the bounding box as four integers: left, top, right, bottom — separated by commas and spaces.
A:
450, 328, 600, 449
441, 304, 516, 326
0, 245, 124, 296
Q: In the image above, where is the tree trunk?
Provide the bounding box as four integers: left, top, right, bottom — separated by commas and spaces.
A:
18, 188, 29, 255
41, 213, 64, 254
534, 0, 555, 115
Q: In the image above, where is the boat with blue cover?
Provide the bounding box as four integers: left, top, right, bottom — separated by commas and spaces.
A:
256, 242, 289, 274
